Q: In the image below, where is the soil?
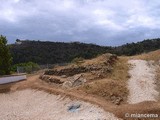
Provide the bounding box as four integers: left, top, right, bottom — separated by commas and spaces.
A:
1, 74, 160, 119
0, 56, 160, 120
128, 60, 159, 104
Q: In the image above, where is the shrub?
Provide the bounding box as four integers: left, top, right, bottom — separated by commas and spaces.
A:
11, 62, 40, 74
72, 57, 84, 65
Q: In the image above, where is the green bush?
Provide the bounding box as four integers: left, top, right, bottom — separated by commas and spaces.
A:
0, 35, 12, 75
11, 62, 40, 74
72, 57, 84, 65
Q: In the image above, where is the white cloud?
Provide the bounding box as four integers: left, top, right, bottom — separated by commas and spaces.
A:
0, 0, 160, 45
14, 0, 20, 3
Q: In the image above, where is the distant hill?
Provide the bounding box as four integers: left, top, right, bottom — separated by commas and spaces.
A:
10, 41, 112, 64
10, 38, 160, 64
114, 38, 160, 56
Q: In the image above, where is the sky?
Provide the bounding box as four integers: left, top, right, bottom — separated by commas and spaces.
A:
0, 0, 160, 46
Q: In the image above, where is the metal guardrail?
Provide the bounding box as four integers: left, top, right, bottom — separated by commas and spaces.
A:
0, 73, 26, 78
0, 74, 27, 84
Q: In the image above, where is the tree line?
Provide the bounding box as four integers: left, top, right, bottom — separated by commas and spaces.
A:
114, 39, 160, 55
10, 40, 112, 64
10, 38, 160, 65
0, 35, 160, 75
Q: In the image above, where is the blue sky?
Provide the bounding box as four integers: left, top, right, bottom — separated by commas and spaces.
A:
0, 0, 160, 46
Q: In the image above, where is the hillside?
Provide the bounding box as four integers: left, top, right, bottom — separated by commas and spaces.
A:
10, 41, 112, 64
10, 38, 160, 64
115, 38, 160, 55
0, 50, 160, 119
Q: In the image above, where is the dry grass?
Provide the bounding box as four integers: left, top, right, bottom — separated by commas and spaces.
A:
108, 56, 130, 81
55, 53, 113, 70
76, 50, 159, 104
132, 50, 160, 62
42, 53, 130, 105
78, 56, 130, 104
80, 79, 128, 104
0, 83, 12, 93
82, 53, 112, 65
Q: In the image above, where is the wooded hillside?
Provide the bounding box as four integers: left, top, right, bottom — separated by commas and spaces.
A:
10, 38, 160, 64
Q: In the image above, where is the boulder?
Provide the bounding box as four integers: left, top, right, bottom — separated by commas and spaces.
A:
111, 95, 123, 105
63, 74, 87, 88
73, 74, 83, 81
62, 81, 73, 89
61, 75, 67, 78
40, 75, 64, 84
72, 78, 86, 87
48, 77, 64, 84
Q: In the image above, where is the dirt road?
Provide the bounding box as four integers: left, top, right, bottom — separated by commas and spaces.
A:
127, 60, 159, 104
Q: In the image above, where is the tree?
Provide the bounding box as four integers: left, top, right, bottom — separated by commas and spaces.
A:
0, 35, 12, 75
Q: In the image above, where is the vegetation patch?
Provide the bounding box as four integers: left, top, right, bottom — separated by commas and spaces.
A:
81, 79, 128, 105
10, 39, 160, 64
108, 57, 130, 82
0, 35, 12, 75
11, 62, 40, 74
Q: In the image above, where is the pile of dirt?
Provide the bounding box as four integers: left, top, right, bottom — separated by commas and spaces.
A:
39, 53, 129, 105
81, 80, 128, 105
62, 74, 87, 88
40, 53, 117, 83
39, 75, 64, 84
40, 54, 118, 89
44, 53, 117, 77
40, 74, 87, 88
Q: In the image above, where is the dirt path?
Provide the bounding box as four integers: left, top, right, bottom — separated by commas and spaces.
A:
127, 60, 159, 104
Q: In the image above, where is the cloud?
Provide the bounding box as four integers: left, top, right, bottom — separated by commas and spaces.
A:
0, 0, 160, 46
